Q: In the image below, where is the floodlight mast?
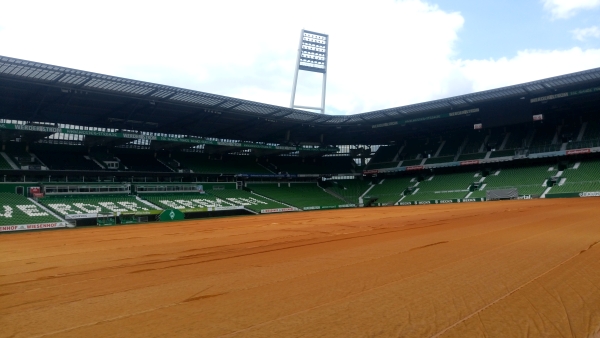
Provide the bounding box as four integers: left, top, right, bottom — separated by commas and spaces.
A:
290, 29, 329, 114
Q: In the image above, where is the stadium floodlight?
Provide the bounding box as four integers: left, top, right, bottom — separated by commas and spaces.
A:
290, 29, 329, 114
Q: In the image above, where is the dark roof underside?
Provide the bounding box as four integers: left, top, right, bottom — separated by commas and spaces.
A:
1, 55, 600, 145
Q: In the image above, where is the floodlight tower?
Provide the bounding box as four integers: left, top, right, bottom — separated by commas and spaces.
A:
290, 29, 329, 114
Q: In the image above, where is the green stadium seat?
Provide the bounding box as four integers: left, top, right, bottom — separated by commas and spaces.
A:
0, 193, 61, 226
248, 183, 345, 209
40, 195, 158, 216
549, 160, 600, 194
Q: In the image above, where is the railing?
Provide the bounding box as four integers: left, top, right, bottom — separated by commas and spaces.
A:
566, 139, 600, 150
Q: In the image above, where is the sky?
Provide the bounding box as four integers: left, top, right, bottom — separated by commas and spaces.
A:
0, 0, 599, 115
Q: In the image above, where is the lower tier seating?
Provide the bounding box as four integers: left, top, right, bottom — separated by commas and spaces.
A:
139, 193, 235, 210
366, 177, 416, 205
402, 191, 469, 202
550, 160, 600, 194
248, 183, 345, 209
40, 195, 156, 215
209, 189, 291, 212
0, 193, 62, 225
469, 165, 556, 198
326, 179, 371, 204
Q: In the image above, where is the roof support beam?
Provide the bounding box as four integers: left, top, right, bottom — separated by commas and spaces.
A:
29, 89, 49, 120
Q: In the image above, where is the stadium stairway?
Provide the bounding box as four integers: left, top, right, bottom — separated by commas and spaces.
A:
28, 198, 69, 224
358, 183, 376, 205
247, 183, 346, 210
323, 187, 352, 205
0, 152, 19, 169
209, 189, 294, 213
249, 191, 298, 210
135, 196, 162, 210
0, 193, 64, 226
257, 163, 276, 174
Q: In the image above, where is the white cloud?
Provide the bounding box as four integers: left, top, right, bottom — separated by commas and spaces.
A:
541, 0, 600, 19
572, 26, 600, 41
456, 48, 600, 93
0, 0, 599, 116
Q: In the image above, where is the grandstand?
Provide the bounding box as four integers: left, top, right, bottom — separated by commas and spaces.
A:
0, 55, 599, 231
174, 153, 272, 174
0, 193, 61, 226
366, 176, 416, 205
529, 123, 561, 154
469, 165, 557, 198
209, 189, 293, 213
402, 172, 477, 202
459, 130, 488, 156
39, 195, 158, 216
268, 156, 355, 174
568, 119, 600, 150
32, 144, 101, 171
114, 150, 172, 172
325, 179, 371, 205
139, 193, 237, 210
548, 159, 600, 194
247, 183, 347, 209
366, 145, 401, 169
399, 138, 435, 166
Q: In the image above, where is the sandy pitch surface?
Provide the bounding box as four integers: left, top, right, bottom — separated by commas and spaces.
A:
1, 198, 600, 337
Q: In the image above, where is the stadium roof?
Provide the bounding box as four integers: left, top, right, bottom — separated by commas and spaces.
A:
1, 55, 600, 145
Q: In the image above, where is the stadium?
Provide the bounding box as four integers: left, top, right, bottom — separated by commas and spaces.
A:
1, 49, 600, 337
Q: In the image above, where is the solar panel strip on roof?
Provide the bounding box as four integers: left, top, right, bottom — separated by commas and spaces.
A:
150, 90, 174, 98
286, 113, 316, 121
59, 75, 87, 85
194, 96, 223, 106
234, 104, 266, 114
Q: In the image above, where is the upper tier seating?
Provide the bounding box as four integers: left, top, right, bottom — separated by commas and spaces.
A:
460, 131, 487, 155
424, 155, 455, 164
0, 154, 13, 170
436, 132, 465, 157
399, 138, 436, 163
366, 145, 401, 169
32, 145, 101, 171
501, 125, 529, 150
114, 150, 172, 172
0, 193, 61, 225
269, 156, 355, 174
488, 149, 515, 158
176, 153, 271, 174
91, 151, 120, 169
567, 120, 600, 149
485, 128, 507, 151
488, 125, 529, 158
4, 143, 41, 168
582, 120, 600, 140
456, 153, 486, 161
529, 124, 560, 154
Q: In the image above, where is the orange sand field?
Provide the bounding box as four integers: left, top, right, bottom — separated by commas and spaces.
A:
1, 198, 600, 337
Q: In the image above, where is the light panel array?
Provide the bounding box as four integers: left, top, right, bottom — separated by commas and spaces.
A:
299, 31, 328, 73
